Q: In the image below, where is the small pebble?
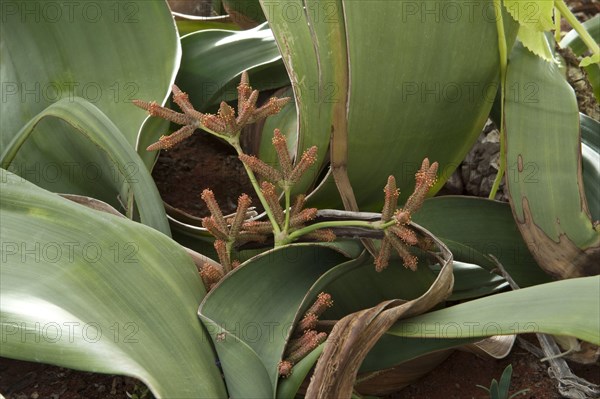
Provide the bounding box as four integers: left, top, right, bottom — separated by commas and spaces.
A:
30, 393, 39, 399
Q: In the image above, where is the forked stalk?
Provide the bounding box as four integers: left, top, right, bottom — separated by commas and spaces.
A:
231, 141, 282, 235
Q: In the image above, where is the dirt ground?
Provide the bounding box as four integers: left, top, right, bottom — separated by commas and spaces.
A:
151, 131, 259, 219
2, 335, 599, 398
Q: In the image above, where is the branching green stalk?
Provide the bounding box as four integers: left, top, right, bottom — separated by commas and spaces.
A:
231, 141, 282, 235
555, 0, 600, 57
281, 219, 396, 245
225, 241, 234, 274
283, 188, 291, 232
201, 125, 237, 144
490, 0, 508, 199
554, 8, 562, 44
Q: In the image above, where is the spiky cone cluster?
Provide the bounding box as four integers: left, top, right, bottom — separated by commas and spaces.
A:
199, 262, 224, 292
239, 129, 319, 189
278, 292, 333, 378
374, 158, 439, 272
200, 190, 261, 281
240, 129, 334, 243
133, 71, 291, 151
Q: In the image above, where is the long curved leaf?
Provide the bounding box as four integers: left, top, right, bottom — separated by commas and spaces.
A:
580, 113, 600, 221
413, 197, 551, 287
0, 98, 169, 235
388, 276, 600, 345
259, 0, 350, 203
321, 252, 437, 320
0, 169, 226, 398
263, 0, 519, 211
177, 22, 287, 111
361, 276, 600, 380
176, 18, 240, 36
1, 0, 180, 201
504, 41, 600, 278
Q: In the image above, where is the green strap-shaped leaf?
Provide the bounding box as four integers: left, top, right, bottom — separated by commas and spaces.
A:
439, 261, 508, 301
264, 0, 519, 211
1, 0, 180, 202
258, 0, 350, 201
177, 22, 287, 111
198, 244, 349, 398
581, 114, 600, 221
504, 41, 600, 278
320, 252, 437, 320
176, 18, 240, 36
360, 334, 477, 374
412, 197, 551, 287
0, 169, 226, 398
309, 244, 501, 376
0, 98, 170, 235
388, 276, 600, 345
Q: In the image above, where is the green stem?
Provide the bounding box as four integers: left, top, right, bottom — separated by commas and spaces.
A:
231, 141, 281, 235
490, 0, 508, 199
283, 188, 291, 232
554, 8, 562, 44
555, 0, 600, 57
224, 241, 234, 274
282, 219, 395, 245
197, 123, 236, 143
